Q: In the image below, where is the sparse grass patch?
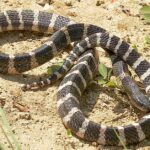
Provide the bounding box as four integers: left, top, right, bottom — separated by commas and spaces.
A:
0, 107, 21, 150
140, 6, 150, 23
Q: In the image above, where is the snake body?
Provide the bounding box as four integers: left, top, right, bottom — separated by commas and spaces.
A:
57, 49, 150, 145
111, 54, 150, 112
0, 10, 150, 145
55, 24, 150, 145
52, 24, 150, 96
0, 10, 75, 74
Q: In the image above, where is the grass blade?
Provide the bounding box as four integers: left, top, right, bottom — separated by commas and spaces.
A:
0, 107, 21, 150
98, 63, 108, 79
0, 143, 7, 150
113, 128, 128, 149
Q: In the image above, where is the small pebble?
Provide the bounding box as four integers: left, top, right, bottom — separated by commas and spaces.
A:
67, 10, 77, 17
0, 98, 5, 107
57, 132, 61, 135
43, 3, 51, 10
27, 39, 33, 42
19, 33, 24, 38
139, 1, 150, 6
49, 0, 54, 4
4, 0, 8, 3
79, 143, 83, 147
96, 0, 104, 6
64, 0, 72, 6
92, 142, 97, 146
36, 0, 53, 6
107, 16, 112, 20
15, 112, 31, 120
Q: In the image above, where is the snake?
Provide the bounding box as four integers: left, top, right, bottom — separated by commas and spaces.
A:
0, 10, 150, 145
56, 24, 150, 145
0, 9, 76, 74
0, 9, 149, 111
57, 49, 150, 146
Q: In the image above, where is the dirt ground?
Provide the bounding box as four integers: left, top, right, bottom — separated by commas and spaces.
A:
0, 0, 150, 149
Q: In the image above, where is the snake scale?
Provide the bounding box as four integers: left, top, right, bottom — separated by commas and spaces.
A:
0, 10, 150, 146
56, 24, 150, 145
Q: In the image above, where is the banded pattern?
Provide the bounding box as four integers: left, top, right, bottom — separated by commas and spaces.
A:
110, 53, 150, 112
0, 10, 75, 74
40, 24, 149, 96
0, 10, 150, 145
1, 9, 148, 101
22, 22, 150, 111
57, 49, 150, 145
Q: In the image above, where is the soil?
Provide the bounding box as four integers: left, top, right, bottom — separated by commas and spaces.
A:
0, 0, 150, 150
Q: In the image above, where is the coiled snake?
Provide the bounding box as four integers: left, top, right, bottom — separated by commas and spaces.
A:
56, 24, 150, 145
0, 10, 150, 145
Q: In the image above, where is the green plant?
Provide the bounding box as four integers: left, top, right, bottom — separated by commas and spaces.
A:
47, 62, 64, 75
145, 36, 150, 45
67, 128, 72, 138
98, 63, 118, 88
0, 143, 6, 150
140, 6, 150, 23
113, 128, 128, 149
132, 44, 138, 51
0, 107, 21, 150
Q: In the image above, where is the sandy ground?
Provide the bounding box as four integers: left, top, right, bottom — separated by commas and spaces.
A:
0, 0, 150, 149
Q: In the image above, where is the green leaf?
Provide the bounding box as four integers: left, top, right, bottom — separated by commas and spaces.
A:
143, 14, 150, 23
145, 36, 150, 44
140, 6, 150, 23
98, 79, 107, 85
67, 128, 72, 137
0, 143, 6, 150
140, 6, 150, 14
47, 65, 60, 75
47, 62, 63, 75
132, 44, 138, 51
98, 63, 108, 79
47, 67, 53, 75
106, 80, 117, 88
